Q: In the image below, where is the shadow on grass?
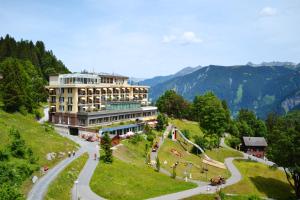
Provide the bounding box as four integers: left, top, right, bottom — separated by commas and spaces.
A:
249, 176, 295, 200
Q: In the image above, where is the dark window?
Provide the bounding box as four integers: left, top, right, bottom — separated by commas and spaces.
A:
68, 105, 72, 111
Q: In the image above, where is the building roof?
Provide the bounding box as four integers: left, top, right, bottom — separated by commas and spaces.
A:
243, 137, 267, 147
99, 123, 142, 133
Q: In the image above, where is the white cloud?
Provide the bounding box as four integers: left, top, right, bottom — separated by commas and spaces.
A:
260, 7, 278, 17
162, 31, 202, 45
180, 31, 203, 45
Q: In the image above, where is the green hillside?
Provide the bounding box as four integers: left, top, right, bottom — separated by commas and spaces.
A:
0, 109, 77, 197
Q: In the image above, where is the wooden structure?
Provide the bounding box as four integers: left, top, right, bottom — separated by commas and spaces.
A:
242, 137, 268, 158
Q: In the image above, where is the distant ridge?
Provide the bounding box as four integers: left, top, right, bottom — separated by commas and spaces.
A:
144, 63, 300, 118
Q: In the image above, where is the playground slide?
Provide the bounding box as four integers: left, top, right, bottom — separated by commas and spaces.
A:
175, 128, 226, 169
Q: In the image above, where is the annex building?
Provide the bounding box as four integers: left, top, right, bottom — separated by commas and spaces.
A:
46, 73, 157, 127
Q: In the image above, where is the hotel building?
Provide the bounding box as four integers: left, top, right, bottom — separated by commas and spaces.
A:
46, 73, 157, 127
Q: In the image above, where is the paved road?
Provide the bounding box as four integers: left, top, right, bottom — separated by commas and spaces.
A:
71, 140, 105, 200
150, 124, 172, 162
27, 146, 85, 200
54, 127, 104, 200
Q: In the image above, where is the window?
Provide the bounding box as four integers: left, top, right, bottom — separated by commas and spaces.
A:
68, 88, 72, 93
68, 97, 73, 104
68, 105, 72, 112
59, 105, 64, 112
51, 96, 56, 103
61, 88, 64, 94
59, 97, 64, 103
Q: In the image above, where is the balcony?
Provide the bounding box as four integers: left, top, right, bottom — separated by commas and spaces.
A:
49, 89, 56, 96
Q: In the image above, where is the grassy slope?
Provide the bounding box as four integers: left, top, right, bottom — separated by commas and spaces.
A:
90, 136, 197, 200
223, 159, 295, 200
0, 110, 78, 194
170, 119, 203, 140
206, 147, 243, 162
45, 153, 89, 200
158, 139, 230, 181
90, 159, 196, 200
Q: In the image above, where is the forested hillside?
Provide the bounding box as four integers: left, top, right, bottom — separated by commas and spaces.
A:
0, 35, 70, 113
147, 65, 300, 118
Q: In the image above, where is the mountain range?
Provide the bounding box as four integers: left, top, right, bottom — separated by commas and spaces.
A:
140, 62, 300, 118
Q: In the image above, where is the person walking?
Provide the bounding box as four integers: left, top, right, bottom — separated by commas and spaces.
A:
94, 153, 97, 160
68, 151, 71, 157
72, 150, 75, 156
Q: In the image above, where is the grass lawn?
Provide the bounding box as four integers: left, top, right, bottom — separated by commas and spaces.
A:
0, 110, 78, 195
91, 134, 197, 200
205, 147, 243, 162
45, 153, 89, 200
90, 158, 196, 200
113, 135, 150, 166
170, 119, 203, 141
223, 159, 295, 200
158, 139, 230, 181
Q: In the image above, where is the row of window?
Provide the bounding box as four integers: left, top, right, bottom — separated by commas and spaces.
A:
88, 111, 156, 125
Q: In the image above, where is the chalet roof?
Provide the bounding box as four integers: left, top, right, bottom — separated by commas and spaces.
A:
243, 137, 267, 147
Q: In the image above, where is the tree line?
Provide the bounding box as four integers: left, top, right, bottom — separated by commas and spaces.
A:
156, 90, 267, 148
0, 34, 70, 114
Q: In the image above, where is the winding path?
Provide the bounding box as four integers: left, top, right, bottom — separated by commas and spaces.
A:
53, 127, 104, 200
27, 144, 85, 200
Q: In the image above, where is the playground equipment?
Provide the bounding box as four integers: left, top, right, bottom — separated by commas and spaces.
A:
172, 128, 226, 169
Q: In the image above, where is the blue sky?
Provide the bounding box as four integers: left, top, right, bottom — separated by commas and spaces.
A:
1, 0, 300, 78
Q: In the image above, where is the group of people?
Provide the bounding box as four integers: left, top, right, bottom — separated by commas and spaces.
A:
68, 150, 76, 157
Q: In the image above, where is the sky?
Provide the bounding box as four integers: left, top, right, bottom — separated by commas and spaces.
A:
1, 0, 300, 78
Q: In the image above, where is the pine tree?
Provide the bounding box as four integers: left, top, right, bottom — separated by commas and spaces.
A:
102, 133, 113, 163
0, 58, 27, 112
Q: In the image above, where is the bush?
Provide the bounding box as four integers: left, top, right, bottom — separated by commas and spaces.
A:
129, 134, 143, 144
0, 150, 9, 161
9, 129, 27, 159
19, 105, 28, 116
227, 136, 241, 149
155, 157, 160, 172
192, 134, 220, 152
0, 183, 24, 200
146, 134, 154, 143
33, 109, 43, 120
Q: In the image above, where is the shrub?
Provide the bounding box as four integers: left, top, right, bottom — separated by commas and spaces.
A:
129, 134, 143, 144
0, 183, 24, 200
19, 105, 28, 116
155, 157, 160, 172
0, 150, 9, 161
33, 109, 43, 120
227, 136, 241, 149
